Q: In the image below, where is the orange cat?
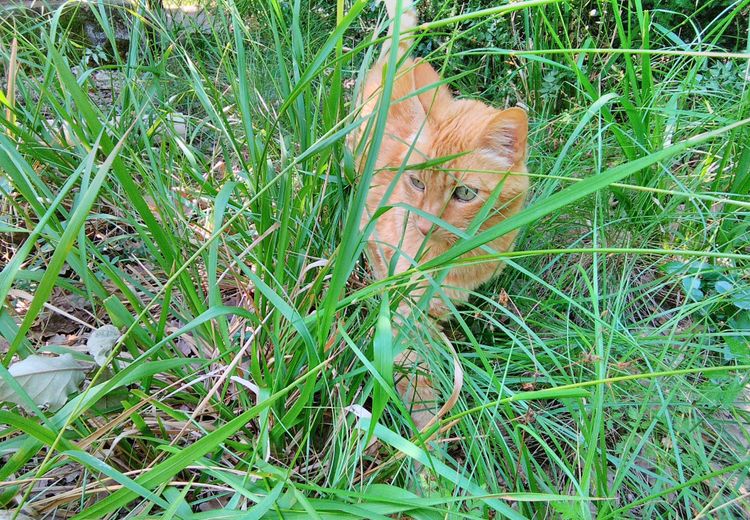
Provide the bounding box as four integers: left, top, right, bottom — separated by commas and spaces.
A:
351, 0, 529, 429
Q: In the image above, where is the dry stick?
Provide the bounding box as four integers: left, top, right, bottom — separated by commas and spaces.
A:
216, 222, 280, 286
33, 478, 249, 513
8, 289, 97, 331
695, 492, 750, 519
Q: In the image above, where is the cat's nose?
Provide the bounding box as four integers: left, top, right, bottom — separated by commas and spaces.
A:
415, 217, 432, 236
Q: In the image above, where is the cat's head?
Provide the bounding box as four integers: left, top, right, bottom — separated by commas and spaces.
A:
364, 60, 529, 243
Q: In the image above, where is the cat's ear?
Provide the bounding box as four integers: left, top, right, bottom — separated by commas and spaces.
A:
413, 60, 453, 117
384, 61, 429, 134
480, 107, 528, 165
383, 61, 451, 142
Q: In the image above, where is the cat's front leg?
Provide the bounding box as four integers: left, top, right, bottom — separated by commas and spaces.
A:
393, 349, 438, 431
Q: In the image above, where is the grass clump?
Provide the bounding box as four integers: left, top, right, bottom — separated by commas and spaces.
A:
0, 0, 749, 518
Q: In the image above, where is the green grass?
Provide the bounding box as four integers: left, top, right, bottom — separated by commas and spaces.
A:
0, 0, 749, 518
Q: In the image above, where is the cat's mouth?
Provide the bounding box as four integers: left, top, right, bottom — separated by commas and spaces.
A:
413, 219, 457, 245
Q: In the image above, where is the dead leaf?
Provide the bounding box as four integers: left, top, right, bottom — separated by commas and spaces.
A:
0, 511, 35, 520
87, 325, 120, 366
0, 354, 86, 411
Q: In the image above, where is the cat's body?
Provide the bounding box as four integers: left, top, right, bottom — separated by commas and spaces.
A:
351, 0, 529, 429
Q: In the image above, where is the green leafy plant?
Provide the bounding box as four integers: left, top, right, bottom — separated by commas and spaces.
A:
0, 0, 748, 518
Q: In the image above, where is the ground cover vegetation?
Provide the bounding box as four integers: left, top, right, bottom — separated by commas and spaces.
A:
0, 0, 749, 517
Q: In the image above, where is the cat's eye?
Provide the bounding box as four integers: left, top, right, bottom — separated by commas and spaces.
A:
409, 176, 425, 191
453, 185, 477, 202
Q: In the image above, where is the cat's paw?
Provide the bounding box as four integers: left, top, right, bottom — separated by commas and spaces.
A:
428, 298, 450, 321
